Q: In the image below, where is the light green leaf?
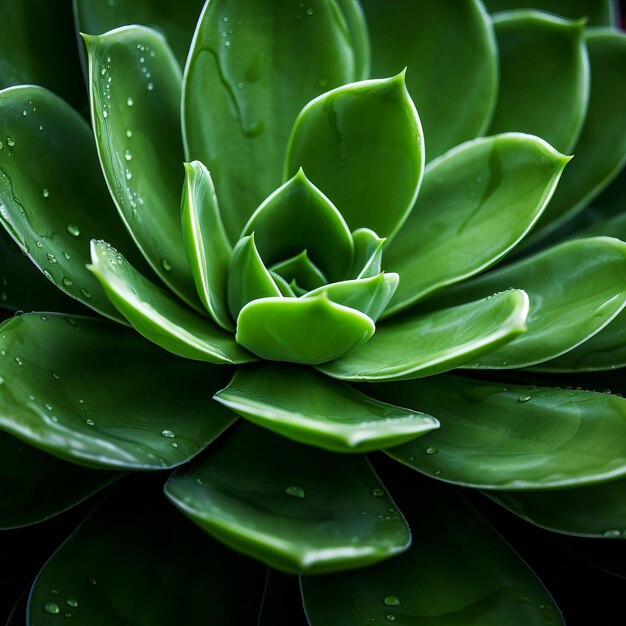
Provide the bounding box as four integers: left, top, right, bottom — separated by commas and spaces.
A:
181, 161, 233, 331
270, 251, 327, 292
361, 0, 497, 160
351, 228, 384, 279
380, 376, 626, 490
236, 295, 374, 365
483, 0, 616, 26
0, 85, 143, 322
384, 134, 569, 316
301, 480, 562, 626
0, 313, 236, 469
335, 0, 370, 80
214, 364, 439, 453
89, 240, 254, 365
285, 73, 423, 239
0, 431, 117, 529
318, 290, 528, 382
165, 422, 411, 574
28, 481, 267, 625
241, 170, 353, 282
489, 12, 588, 153
270, 271, 297, 298
183, 0, 355, 242
85, 26, 201, 310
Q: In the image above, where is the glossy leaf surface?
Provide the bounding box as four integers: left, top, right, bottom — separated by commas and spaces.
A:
0, 313, 235, 469
483, 0, 616, 26
85, 26, 200, 309
286, 73, 423, 239
318, 290, 528, 381
351, 228, 384, 279
380, 376, 626, 490
28, 481, 266, 625
384, 134, 569, 315
89, 240, 253, 365
362, 0, 497, 160
236, 295, 374, 364
183, 0, 355, 242
214, 364, 439, 453
165, 423, 411, 574
336, 0, 370, 80
270, 251, 327, 292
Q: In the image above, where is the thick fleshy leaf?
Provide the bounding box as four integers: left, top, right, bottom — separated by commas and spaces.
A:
0, 431, 117, 529
384, 134, 569, 316
181, 161, 233, 330
335, 0, 370, 80
483, 0, 616, 26
75, 0, 205, 67
165, 422, 411, 574
380, 376, 626, 490
361, 0, 497, 160
270, 251, 327, 292
183, 0, 355, 242
0, 86, 143, 321
214, 364, 439, 453
85, 26, 201, 310
28, 481, 267, 625
490, 478, 626, 538
318, 290, 528, 382
351, 228, 384, 279
305, 273, 398, 322
241, 170, 353, 281
236, 295, 374, 364
488, 12, 588, 153
434, 237, 626, 369
285, 73, 423, 239
0, 313, 236, 469
301, 479, 562, 626
270, 271, 297, 297
89, 240, 253, 365
227, 235, 281, 318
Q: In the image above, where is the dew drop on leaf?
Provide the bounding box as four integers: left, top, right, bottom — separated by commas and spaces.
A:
66, 224, 80, 237
43, 602, 60, 615
603, 529, 621, 538
127, 97, 134, 107
371, 488, 384, 497
161, 258, 172, 272
425, 446, 439, 455
6, 137, 15, 147
384, 596, 400, 607
518, 394, 532, 403
42, 188, 49, 198
285, 485, 305, 499
66, 598, 78, 608
161, 429, 175, 438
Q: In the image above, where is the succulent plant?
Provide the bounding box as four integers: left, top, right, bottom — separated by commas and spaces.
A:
1, 0, 625, 623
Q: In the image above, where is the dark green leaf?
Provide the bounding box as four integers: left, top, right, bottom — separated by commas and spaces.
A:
483, 0, 616, 26
165, 422, 411, 574
270, 251, 327, 292
335, 0, 370, 80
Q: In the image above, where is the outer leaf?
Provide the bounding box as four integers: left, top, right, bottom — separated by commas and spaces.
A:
335, 0, 370, 80
384, 134, 569, 316
318, 290, 529, 382
270, 251, 327, 292
285, 73, 424, 239
183, 0, 355, 242
89, 240, 253, 365
85, 26, 201, 310
361, 0, 497, 160
28, 481, 266, 625
0, 431, 117, 529
434, 237, 626, 369
301, 480, 562, 626
0, 86, 142, 322
181, 161, 233, 331
0, 313, 236, 469
214, 364, 439, 453
489, 11, 588, 153
241, 170, 353, 282
165, 422, 411, 574
236, 295, 374, 364
483, 0, 616, 26
380, 376, 626, 490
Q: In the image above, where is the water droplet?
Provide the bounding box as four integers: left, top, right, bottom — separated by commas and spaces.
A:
63, 252, 71, 260
386, 615, 395, 622
14, 356, 22, 366
224, 40, 231, 47
285, 485, 305, 498
43, 602, 60, 615
42, 188, 49, 198
36, 240, 43, 248
384, 596, 400, 607
80, 288, 91, 299
126, 129, 133, 138
161, 258, 172, 271
171, 441, 178, 448
52, 371, 61, 380
125, 169, 132, 180
51, 589, 59, 595
6, 137, 15, 147
45, 403, 53, 411
67, 224, 80, 237
124, 149, 132, 161
66, 599, 78, 608
426, 446, 438, 455
103, 110, 108, 119
88, 578, 97, 585
518, 394, 532, 403
603, 529, 621, 539
223, 16, 229, 21
307, 7, 314, 15
147, 82, 154, 91
46, 253, 57, 264
40, 315, 47, 321
85, 418, 95, 426
127, 97, 134, 107
161, 429, 175, 438
372, 488, 385, 497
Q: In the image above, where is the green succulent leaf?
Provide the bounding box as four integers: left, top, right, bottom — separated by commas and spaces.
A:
434, 237, 626, 369
181, 161, 233, 331
489, 11, 588, 154
0, 85, 143, 322
335, 0, 370, 80
483, 0, 616, 26
269, 272, 297, 298
301, 481, 562, 626
0, 313, 236, 470
241, 169, 353, 282
85, 26, 201, 310
165, 422, 411, 574
361, 0, 497, 161
183, 0, 355, 242
318, 290, 529, 382
351, 228, 384, 279
214, 364, 439, 453
28, 481, 267, 625
236, 295, 375, 365
0, 431, 118, 529
270, 251, 327, 292
384, 134, 569, 316
380, 376, 626, 490
285, 72, 424, 239
89, 240, 254, 365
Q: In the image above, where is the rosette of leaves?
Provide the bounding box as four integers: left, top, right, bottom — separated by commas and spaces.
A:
0, 0, 625, 623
